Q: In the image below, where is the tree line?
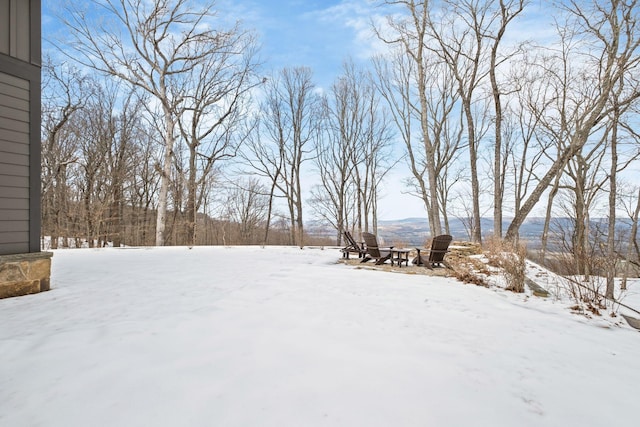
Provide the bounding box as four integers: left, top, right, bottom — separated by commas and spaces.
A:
42, 0, 640, 294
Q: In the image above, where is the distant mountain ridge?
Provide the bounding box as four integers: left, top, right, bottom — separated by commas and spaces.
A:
309, 217, 633, 248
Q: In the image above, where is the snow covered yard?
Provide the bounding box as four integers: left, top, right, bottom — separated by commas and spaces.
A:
1, 246, 639, 427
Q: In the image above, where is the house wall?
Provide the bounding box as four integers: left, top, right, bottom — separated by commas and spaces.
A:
0, 0, 48, 299
0, 70, 31, 254
0, 0, 41, 256
0, 0, 33, 62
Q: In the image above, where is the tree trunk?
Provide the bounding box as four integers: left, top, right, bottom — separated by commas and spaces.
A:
185, 142, 198, 246
540, 174, 561, 265
622, 188, 640, 290
606, 110, 619, 299
465, 107, 482, 244
155, 108, 175, 246
506, 129, 591, 242
573, 166, 587, 276
263, 178, 277, 246
84, 176, 94, 248
417, 61, 442, 236
491, 54, 503, 240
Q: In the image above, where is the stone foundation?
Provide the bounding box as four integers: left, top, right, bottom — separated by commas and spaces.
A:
0, 252, 53, 299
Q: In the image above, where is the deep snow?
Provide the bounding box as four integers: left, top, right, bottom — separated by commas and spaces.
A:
1, 246, 639, 426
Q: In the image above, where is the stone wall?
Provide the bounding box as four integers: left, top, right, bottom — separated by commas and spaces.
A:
0, 252, 53, 299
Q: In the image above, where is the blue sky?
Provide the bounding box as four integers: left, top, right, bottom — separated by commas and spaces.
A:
42, 0, 380, 89
42, 0, 555, 221
216, 0, 382, 88
211, 0, 428, 219
41, 0, 426, 220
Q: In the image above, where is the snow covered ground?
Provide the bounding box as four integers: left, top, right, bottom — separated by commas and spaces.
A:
1, 246, 639, 427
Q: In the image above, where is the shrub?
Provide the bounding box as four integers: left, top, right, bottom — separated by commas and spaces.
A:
486, 237, 527, 293
446, 253, 490, 287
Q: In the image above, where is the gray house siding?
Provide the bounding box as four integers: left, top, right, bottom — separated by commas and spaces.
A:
0, 71, 30, 254
0, 0, 41, 256
0, 0, 32, 62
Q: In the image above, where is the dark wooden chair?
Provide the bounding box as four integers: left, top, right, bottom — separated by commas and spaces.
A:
361, 232, 393, 265
340, 231, 366, 259
415, 234, 453, 269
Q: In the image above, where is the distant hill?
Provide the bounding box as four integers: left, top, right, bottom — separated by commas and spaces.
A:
309, 217, 634, 248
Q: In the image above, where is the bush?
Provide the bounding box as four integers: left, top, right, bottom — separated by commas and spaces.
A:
486, 238, 527, 293
446, 253, 490, 287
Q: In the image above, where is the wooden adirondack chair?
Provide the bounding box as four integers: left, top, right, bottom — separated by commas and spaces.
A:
361, 232, 393, 265
414, 234, 453, 269
428, 234, 452, 267
340, 231, 366, 259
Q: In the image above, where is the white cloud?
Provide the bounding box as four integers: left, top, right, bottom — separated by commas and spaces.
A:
314, 0, 391, 60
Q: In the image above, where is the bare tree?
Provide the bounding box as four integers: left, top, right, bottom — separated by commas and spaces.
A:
377, 0, 523, 242
75, 89, 112, 247
498, 51, 558, 256
559, 137, 610, 277
424, 0, 495, 243
224, 178, 269, 244
126, 126, 161, 246
374, 1, 446, 236
312, 82, 357, 243
240, 116, 284, 245
619, 184, 640, 290
604, 91, 640, 296
242, 67, 321, 247
505, 0, 640, 241
42, 57, 172, 249
104, 91, 146, 247
487, 0, 526, 239
41, 59, 92, 248
315, 59, 395, 242
63, 0, 254, 246
175, 27, 260, 245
